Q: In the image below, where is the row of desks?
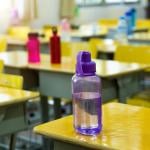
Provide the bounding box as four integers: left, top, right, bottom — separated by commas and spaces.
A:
0, 51, 148, 122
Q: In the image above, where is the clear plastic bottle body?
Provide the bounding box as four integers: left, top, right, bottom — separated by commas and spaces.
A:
116, 17, 128, 44
72, 74, 102, 135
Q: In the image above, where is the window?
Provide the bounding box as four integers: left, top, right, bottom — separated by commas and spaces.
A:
105, 0, 122, 3
106, 0, 139, 3
76, 0, 102, 6
76, 0, 139, 5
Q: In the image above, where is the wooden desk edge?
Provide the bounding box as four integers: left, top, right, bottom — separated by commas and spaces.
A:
33, 126, 113, 150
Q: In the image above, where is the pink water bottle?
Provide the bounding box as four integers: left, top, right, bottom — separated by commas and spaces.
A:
27, 33, 40, 63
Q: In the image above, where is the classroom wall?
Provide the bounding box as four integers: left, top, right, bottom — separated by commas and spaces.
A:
32, 0, 145, 27
74, 4, 145, 24
0, 0, 146, 32
31, 0, 60, 28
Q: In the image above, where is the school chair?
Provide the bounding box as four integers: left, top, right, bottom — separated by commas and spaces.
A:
0, 73, 23, 150
114, 45, 150, 64
89, 38, 103, 58
114, 45, 150, 107
61, 41, 97, 59
136, 19, 150, 29
42, 25, 52, 40
98, 19, 118, 29
7, 26, 31, 40
61, 41, 72, 57
0, 37, 7, 52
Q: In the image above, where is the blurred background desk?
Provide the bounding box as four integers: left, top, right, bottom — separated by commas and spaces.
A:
28, 55, 148, 121
6, 37, 49, 53
0, 51, 148, 121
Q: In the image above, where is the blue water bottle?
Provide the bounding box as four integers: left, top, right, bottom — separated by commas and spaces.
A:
130, 8, 137, 29
125, 11, 132, 35
72, 51, 102, 135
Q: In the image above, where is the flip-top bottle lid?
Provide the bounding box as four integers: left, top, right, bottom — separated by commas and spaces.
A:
76, 51, 96, 76
125, 11, 132, 16
130, 8, 136, 12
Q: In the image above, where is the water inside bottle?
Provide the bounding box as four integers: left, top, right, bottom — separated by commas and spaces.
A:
73, 92, 102, 135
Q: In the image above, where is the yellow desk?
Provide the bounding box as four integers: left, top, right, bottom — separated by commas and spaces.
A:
34, 103, 150, 150
0, 86, 39, 136
0, 51, 148, 121
28, 53, 148, 121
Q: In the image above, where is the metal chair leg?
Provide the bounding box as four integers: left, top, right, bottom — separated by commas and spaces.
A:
9, 134, 16, 150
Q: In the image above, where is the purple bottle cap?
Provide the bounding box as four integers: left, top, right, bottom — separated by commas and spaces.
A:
76, 51, 96, 76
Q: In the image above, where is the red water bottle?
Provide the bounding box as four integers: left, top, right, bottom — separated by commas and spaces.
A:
27, 33, 40, 63
50, 27, 61, 64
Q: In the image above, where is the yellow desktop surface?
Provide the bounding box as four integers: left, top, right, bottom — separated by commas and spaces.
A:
0, 51, 148, 78
29, 57, 148, 78
34, 103, 150, 150
0, 86, 39, 107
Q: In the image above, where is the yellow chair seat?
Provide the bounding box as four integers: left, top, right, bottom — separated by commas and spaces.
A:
0, 73, 23, 89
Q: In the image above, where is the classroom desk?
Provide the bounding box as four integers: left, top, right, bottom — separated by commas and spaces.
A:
34, 103, 150, 150
0, 51, 148, 121
6, 36, 49, 53
71, 27, 107, 41
128, 33, 150, 44
97, 42, 117, 59
0, 86, 39, 136
28, 55, 148, 121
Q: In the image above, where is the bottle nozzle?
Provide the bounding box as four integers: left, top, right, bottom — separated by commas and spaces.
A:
76, 51, 96, 76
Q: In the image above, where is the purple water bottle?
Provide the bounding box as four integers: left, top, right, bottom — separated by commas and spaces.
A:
27, 33, 40, 63
72, 51, 102, 135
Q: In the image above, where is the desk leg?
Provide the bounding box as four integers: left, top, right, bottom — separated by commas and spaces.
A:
40, 95, 54, 150
9, 134, 16, 150
54, 98, 61, 119
40, 95, 49, 122
117, 73, 143, 103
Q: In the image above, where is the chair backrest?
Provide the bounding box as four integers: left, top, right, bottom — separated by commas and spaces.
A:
114, 45, 150, 64
61, 41, 96, 59
98, 19, 118, 28
89, 38, 103, 58
136, 19, 150, 29
42, 25, 52, 39
7, 26, 31, 40
0, 73, 23, 89
71, 42, 92, 58
0, 37, 7, 52
61, 41, 72, 57
0, 60, 4, 73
